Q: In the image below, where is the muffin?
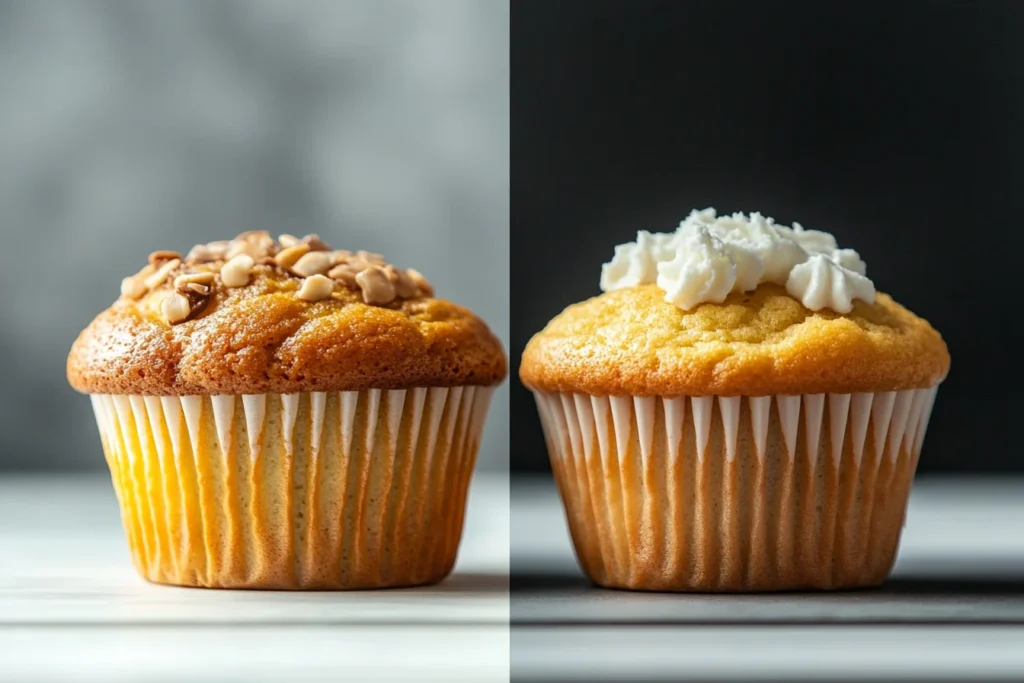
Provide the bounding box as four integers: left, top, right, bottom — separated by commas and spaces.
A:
68, 231, 506, 589
520, 209, 949, 592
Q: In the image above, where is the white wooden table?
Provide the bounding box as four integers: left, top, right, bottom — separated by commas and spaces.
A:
0, 472, 509, 683
512, 476, 1024, 682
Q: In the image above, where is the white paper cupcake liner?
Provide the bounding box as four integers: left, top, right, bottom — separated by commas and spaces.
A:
90, 386, 494, 589
531, 387, 938, 591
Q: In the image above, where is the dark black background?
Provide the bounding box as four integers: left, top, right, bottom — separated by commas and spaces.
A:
511, 0, 1024, 473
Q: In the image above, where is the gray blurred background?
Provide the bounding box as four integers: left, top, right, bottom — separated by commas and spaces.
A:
0, 0, 509, 471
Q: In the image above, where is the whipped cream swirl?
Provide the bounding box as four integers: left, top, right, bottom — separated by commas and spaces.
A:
600, 209, 875, 314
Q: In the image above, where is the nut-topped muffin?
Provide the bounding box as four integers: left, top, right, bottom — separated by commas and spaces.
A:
521, 209, 949, 592
69, 230, 506, 590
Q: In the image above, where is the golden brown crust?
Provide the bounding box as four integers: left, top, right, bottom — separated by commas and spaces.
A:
69, 266, 506, 395
521, 283, 949, 396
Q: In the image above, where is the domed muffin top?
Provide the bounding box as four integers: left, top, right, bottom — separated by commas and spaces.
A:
68, 231, 507, 395
520, 284, 948, 397
521, 209, 949, 397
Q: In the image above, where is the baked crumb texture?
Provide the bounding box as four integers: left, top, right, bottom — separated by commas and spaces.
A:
521, 283, 949, 397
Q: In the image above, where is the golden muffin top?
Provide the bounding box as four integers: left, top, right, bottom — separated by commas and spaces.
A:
520, 284, 948, 396
521, 209, 949, 397
68, 231, 507, 395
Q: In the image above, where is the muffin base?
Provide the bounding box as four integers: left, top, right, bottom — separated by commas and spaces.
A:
533, 388, 937, 592
91, 387, 492, 590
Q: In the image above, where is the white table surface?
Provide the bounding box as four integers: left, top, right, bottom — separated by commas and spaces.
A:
511, 476, 1024, 682
6, 472, 1024, 682
0, 471, 509, 683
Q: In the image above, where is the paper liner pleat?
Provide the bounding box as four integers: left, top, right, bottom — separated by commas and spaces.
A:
534, 387, 939, 592
91, 387, 493, 590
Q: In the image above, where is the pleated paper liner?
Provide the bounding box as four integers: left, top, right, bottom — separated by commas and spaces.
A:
90, 386, 494, 590
532, 387, 938, 592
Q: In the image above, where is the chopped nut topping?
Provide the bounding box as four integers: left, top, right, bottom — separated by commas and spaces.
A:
174, 272, 216, 289
144, 258, 181, 289
356, 265, 397, 305
274, 243, 311, 269
406, 269, 433, 297
330, 250, 353, 265
297, 274, 335, 302
386, 265, 419, 298
328, 263, 360, 287
148, 250, 182, 267
291, 251, 332, 277
127, 231, 432, 313
357, 250, 386, 265
220, 254, 254, 288
187, 241, 229, 263
161, 292, 191, 324
227, 230, 275, 259
120, 276, 147, 300
302, 234, 331, 252
237, 230, 274, 247
344, 256, 370, 272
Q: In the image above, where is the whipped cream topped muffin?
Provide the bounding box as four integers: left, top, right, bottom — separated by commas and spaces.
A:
521, 209, 949, 592
69, 230, 506, 589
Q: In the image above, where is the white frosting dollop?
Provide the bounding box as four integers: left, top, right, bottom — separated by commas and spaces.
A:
599, 230, 677, 291
786, 254, 875, 313
656, 223, 737, 309
600, 208, 876, 314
